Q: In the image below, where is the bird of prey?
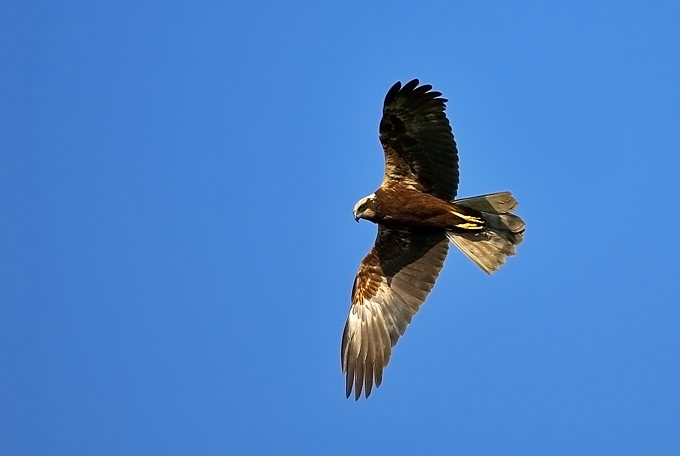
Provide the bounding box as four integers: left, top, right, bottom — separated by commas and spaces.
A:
342, 79, 525, 400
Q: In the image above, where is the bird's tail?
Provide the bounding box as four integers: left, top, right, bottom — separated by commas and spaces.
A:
446, 192, 525, 274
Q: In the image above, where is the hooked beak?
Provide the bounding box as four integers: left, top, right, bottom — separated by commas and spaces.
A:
353, 212, 359, 222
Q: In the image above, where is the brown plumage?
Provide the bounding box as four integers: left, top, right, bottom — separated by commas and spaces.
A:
342, 79, 525, 399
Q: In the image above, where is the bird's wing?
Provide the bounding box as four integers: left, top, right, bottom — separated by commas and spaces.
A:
341, 226, 449, 399
379, 79, 459, 200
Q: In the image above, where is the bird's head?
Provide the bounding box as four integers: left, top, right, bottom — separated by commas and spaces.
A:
353, 194, 376, 222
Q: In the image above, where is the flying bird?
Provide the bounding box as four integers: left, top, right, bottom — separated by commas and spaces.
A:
342, 79, 525, 400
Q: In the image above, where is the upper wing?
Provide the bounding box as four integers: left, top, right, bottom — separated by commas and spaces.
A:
379, 79, 459, 200
341, 226, 449, 399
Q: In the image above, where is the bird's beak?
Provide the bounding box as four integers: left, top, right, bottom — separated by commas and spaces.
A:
354, 212, 359, 223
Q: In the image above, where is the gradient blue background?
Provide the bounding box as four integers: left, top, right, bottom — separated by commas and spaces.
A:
2, 1, 679, 454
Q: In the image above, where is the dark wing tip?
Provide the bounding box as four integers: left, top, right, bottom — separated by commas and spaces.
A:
384, 81, 403, 107
384, 79, 428, 106
384, 79, 448, 108
402, 78, 420, 92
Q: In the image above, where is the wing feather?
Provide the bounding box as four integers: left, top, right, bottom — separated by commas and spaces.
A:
380, 79, 459, 199
341, 226, 449, 399
363, 315, 375, 397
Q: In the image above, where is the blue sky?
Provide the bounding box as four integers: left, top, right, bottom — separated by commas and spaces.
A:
2, 0, 679, 454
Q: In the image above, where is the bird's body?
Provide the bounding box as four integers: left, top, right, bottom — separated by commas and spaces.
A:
343, 79, 525, 399
355, 188, 486, 231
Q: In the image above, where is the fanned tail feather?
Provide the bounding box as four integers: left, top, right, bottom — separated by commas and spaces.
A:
447, 192, 525, 274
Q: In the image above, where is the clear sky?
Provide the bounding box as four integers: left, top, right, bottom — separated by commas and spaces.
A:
2, 1, 679, 454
